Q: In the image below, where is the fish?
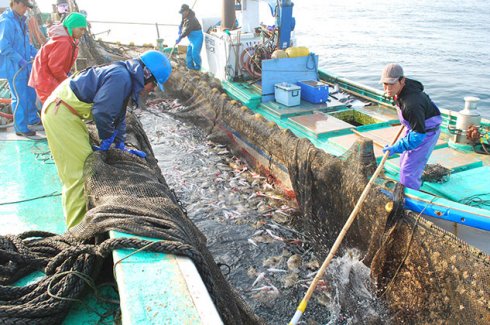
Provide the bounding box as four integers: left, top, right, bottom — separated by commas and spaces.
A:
265, 229, 284, 241
248, 238, 258, 247
251, 272, 266, 287
267, 268, 287, 273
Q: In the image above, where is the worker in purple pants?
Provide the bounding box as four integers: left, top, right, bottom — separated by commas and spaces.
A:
380, 63, 442, 190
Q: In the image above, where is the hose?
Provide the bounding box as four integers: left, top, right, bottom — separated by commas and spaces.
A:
11, 63, 27, 129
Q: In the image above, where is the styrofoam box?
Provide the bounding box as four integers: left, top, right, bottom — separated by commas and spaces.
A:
274, 82, 301, 107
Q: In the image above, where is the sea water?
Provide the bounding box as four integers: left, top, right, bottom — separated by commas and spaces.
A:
37, 0, 489, 115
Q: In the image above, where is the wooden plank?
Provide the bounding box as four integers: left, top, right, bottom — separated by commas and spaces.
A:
111, 232, 223, 325
354, 126, 445, 148
289, 112, 354, 137
388, 147, 483, 173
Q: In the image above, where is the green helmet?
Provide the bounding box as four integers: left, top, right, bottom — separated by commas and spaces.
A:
62, 12, 88, 37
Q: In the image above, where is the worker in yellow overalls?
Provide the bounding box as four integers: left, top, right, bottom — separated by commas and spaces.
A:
41, 50, 172, 228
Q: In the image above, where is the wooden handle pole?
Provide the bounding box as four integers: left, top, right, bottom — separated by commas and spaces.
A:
289, 125, 405, 325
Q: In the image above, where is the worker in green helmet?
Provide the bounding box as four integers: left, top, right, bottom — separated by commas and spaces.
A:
29, 12, 88, 104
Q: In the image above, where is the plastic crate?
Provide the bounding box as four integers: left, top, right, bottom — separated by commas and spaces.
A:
297, 80, 329, 103
274, 82, 301, 107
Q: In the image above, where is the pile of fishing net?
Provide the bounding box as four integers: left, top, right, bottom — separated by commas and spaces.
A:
422, 163, 451, 183
0, 114, 262, 325
162, 62, 490, 324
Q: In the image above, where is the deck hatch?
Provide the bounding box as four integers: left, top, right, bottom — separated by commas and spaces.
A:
330, 109, 382, 126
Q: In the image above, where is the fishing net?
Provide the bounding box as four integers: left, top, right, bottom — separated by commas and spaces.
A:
422, 163, 451, 184
162, 61, 490, 324
0, 114, 262, 325
80, 115, 261, 325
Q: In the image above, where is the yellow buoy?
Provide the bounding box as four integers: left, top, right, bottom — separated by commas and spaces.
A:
385, 201, 393, 213
286, 46, 310, 58
254, 113, 265, 121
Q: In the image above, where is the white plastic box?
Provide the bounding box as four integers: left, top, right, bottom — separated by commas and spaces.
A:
274, 82, 301, 107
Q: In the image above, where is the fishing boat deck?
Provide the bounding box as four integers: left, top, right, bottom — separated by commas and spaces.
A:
221, 75, 490, 238
0, 129, 221, 324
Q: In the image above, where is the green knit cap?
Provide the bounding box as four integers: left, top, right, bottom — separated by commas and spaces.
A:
62, 12, 88, 37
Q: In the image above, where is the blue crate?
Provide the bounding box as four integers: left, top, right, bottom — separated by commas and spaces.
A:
297, 80, 329, 103
274, 82, 301, 107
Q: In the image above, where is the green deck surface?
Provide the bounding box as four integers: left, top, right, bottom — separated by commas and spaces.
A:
0, 137, 117, 324
0, 134, 221, 324
111, 232, 216, 325
422, 166, 490, 207
0, 139, 65, 233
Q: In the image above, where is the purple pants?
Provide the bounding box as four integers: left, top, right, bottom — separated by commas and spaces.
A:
397, 110, 442, 190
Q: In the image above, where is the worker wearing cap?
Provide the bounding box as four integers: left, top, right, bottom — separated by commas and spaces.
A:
55, 0, 70, 22
41, 50, 172, 228
176, 3, 203, 70
29, 12, 87, 104
0, 0, 40, 137
380, 63, 442, 190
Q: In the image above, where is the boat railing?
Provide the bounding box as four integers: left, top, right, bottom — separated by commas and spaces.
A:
88, 20, 180, 50
318, 69, 490, 129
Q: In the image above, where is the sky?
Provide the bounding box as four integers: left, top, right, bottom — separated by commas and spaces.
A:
34, 0, 275, 45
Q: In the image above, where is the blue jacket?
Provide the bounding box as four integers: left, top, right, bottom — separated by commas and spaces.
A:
0, 8, 37, 79
69, 59, 145, 143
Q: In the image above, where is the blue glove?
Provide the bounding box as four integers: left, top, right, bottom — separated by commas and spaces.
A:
115, 142, 147, 158
19, 59, 28, 69
401, 131, 427, 151
93, 132, 117, 151
383, 131, 427, 157
175, 37, 182, 44
382, 144, 399, 157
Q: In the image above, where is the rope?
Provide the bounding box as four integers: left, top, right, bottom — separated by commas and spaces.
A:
459, 193, 490, 208
378, 197, 436, 298
0, 144, 262, 324
0, 192, 61, 206
0, 234, 170, 323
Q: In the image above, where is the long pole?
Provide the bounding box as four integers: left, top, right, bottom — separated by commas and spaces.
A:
289, 125, 405, 325
168, 45, 177, 59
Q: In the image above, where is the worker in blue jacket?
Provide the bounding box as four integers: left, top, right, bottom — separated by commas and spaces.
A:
41, 50, 172, 228
380, 63, 442, 190
176, 4, 203, 70
0, 0, 40, 137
